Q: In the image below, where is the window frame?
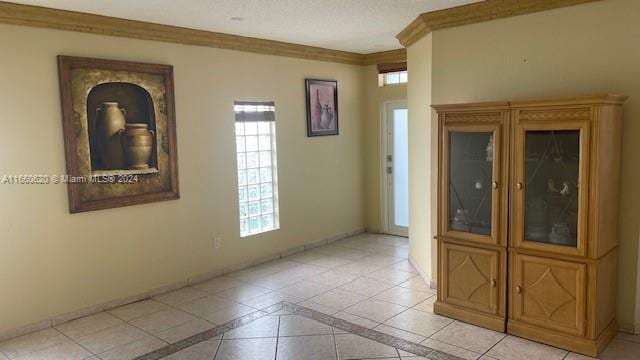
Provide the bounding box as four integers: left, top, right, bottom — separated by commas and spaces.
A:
234, 102, 280, 237
379, 70, 408, 87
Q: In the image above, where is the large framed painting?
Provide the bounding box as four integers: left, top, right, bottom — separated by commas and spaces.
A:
305, 79, 338, 137
58, 56, 179, 213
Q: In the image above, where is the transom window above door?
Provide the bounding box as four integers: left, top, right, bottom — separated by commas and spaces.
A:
377, 62, 408, 86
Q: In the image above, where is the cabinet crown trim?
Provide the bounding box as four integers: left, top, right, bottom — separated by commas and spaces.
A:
432, 94, 628, 112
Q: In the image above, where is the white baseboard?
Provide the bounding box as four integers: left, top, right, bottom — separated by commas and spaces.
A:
408, 255, 435, 289
0, 227, 365, 342
618, 323, 637, 335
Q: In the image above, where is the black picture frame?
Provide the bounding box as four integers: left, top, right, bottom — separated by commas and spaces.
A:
305, 79, 339, 137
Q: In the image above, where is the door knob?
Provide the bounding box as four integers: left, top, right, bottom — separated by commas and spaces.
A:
516, 285, 522, 294
491, 279, 497, 288
516, 182, 523, 190
492, 181, 498, 189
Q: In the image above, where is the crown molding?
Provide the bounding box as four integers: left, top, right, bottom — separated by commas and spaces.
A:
397, 0, 602, 47
363, 49, 407, 66
0, 1, 401, 65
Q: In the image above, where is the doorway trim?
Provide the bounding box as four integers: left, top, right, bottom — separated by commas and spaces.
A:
380, 100, 408, 237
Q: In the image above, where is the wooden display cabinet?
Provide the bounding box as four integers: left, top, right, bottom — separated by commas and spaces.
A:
433, 95, 626, 357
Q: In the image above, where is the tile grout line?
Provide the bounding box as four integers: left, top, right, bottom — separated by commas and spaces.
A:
424, 319, 455, 340
0, 230, 368, 345
151, 283, 273, 338
273, 315, 281, 360
33, 282, 209, 354
282, 269, 387, 314
332, 323, 340, 360
98, 323, 168, 359
0, 329, 66, 360
479, 333, 508, 358
212, 335, 223, 360
282, 302, 464, 360
57, 325, 109, 358
286, 261, 427, 330
372, 322, 426, 342
423, 338, 486, 359
1, 234, 412, 359
132, 303, 281, 360
133, 301, 465, 360
204, 257, 363, 316
221, 332, 348, 340
116, 308, 184, 353
341, 294, 414, 330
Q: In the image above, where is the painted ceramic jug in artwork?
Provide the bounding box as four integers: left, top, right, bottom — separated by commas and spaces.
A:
121, 123, 154, 169
96, 102, 126, 169
319, 104, 334, 129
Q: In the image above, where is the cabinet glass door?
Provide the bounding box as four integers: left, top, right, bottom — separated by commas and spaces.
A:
524, 130, 579, 247
443, 124, 503, 245
513, 118, 589, 256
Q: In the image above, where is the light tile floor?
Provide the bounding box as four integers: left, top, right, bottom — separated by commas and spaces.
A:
1, 233, 638, 359
161, 310, 434, 360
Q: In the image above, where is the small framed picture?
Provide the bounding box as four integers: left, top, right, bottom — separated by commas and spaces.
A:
305, 79, 338, 137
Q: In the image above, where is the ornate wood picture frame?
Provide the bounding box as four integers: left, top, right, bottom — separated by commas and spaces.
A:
305, 79, 339, 137
58, 56, 179, 213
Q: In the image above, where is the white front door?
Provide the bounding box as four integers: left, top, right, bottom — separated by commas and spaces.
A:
384, 101, 409, 236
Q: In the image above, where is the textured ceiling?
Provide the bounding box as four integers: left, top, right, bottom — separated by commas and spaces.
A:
9, 0, 480, 53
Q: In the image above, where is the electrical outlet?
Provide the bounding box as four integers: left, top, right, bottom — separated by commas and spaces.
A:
213, 236, 222, 249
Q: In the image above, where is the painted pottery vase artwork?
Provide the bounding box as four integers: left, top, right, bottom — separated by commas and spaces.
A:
121, 123, 154, 169
58, 56, 178, 213
305, 79, 338, 136
85, 80, 163, 173
96, 102, 126, 169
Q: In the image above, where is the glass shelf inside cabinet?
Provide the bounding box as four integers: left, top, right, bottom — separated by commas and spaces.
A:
524, 130, 580, 248
448, 132, 494, 236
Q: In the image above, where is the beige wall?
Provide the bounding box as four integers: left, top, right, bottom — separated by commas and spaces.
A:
0, 24, 366, 334
363, 65, 406, 233
408, 0, 640, 331
406, 34, 437, 281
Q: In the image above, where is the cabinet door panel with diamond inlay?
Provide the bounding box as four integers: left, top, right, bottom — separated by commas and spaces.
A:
442, 243, 500, 315
511, 253, 586, 336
